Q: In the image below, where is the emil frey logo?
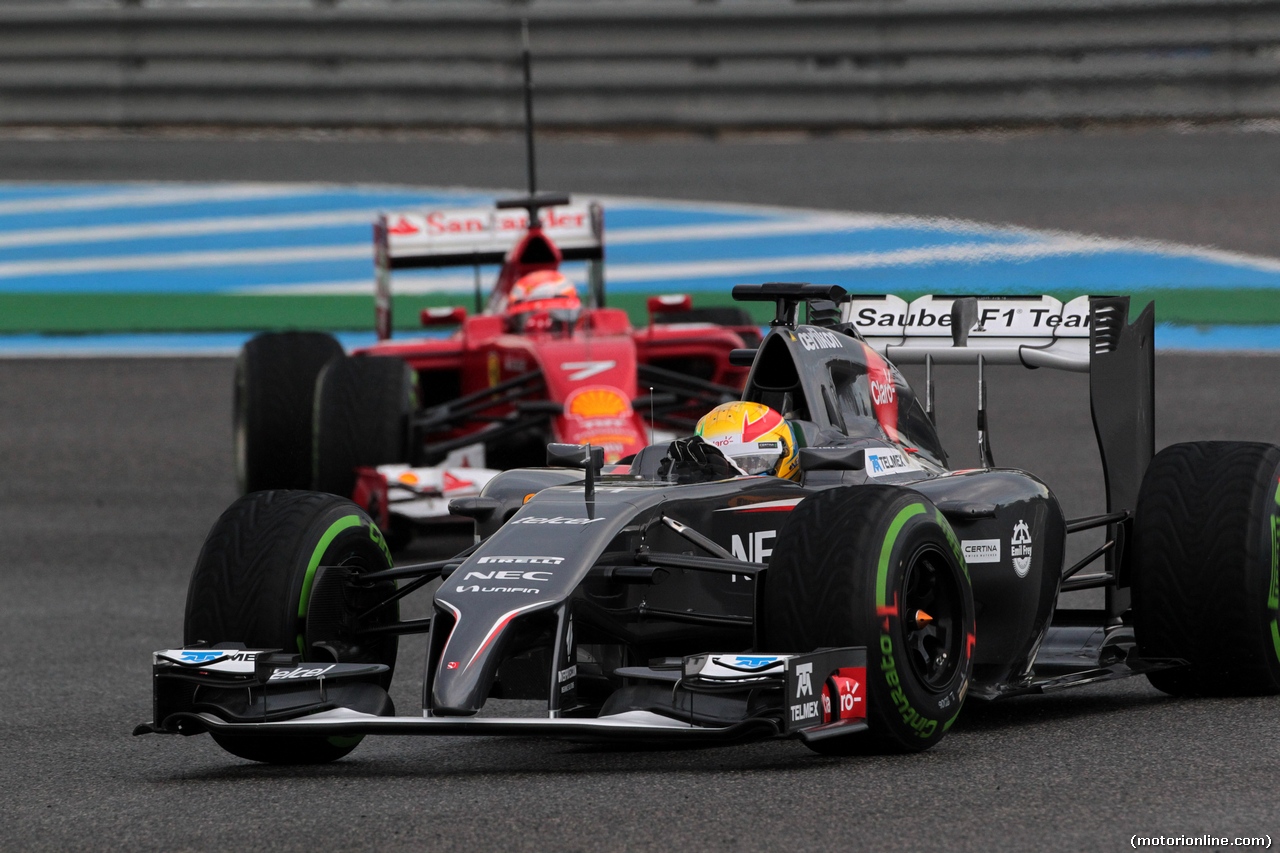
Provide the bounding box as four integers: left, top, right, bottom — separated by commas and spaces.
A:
1011, 519, 1033, 577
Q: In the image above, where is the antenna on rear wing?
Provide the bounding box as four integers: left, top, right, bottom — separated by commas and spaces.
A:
522, 19, 538, 205
496, 22, 570, 227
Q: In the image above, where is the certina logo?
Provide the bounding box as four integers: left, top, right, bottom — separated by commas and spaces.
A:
477, 556, 564, 565
797, 328, 843, 351
961, 539, 1001, 564
865, 449, 912, 478
269, 665, 334, 681
512, 516, 605, 525
1011, 519, 1033, 577
870, 379, 896, 406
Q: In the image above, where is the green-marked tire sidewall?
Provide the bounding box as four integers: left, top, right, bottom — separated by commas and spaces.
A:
288, 507, 395, 750
869, 499, 975, 750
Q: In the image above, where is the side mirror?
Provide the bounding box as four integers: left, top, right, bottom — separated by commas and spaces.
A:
798, 446, 865, 472
449, 496, 501, 520
728, 348, 757, 367
546, 443, 604, 472
421, 306, 467, 327
647, 294, 692, 325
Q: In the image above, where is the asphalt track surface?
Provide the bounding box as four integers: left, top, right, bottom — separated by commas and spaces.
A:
4, 129, 1280, 852
3, 354, 1280, 853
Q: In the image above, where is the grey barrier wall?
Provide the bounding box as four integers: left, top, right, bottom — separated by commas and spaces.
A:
1, 0, 1279, 128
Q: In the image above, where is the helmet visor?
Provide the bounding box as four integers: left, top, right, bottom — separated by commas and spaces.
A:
718, 440, 785, 476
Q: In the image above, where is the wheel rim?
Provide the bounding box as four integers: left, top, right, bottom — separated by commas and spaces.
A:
900, 543, 964, 691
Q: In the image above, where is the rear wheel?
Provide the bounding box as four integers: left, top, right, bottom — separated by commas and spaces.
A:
313, 356, 415, 497
234, 331, 343, 494
185, 490, 399, 763
765, 485, 974, 754
1132, 441, 1280, 696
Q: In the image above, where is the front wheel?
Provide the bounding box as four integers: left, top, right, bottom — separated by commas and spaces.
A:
185, 490, 399, 763
765, 485, 975, 754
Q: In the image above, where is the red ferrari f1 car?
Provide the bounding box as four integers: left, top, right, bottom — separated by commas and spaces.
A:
234, 193, 761, 546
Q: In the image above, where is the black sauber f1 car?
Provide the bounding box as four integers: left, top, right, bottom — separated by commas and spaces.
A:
138, 285, 1280, 762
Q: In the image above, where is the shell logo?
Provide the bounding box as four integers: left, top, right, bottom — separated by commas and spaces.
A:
566, 386, 631, 419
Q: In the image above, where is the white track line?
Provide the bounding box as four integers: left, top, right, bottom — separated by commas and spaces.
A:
0, 184, 334, 216
0, 209, 380, 249
8, 232, 1280, 283
0, 211, 885, 251
0, 244, 370, 278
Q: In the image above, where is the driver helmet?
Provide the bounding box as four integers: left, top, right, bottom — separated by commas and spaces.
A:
509, 270, 581, 315
694, 401, 800, 481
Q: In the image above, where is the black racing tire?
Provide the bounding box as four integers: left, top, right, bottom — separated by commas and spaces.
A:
1132, 441, 1280, 696
234, 331, 343, 494
765, 485, 975, 755
313, 355, 415, 498
185, 490, 398, 763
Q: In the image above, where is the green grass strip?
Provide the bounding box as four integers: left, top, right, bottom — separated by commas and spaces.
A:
1, 288, 1279, 334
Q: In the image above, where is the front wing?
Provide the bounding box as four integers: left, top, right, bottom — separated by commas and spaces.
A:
136, 647, 869, 747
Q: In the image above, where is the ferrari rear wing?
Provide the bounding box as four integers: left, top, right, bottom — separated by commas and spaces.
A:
374, 202, 604, 271
371, 199, 605, 339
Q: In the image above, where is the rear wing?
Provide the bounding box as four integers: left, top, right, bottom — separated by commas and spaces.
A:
849, 291, 1153, 622
844, 294, 1092, 372
738, 284, 1153, 624
371, 202, 604, 338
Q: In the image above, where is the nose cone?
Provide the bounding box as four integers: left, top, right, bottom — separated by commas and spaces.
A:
431, 601, 546, 714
